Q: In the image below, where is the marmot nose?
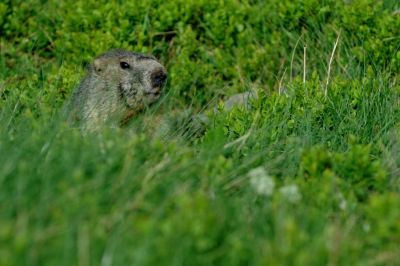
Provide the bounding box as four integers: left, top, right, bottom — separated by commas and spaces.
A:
151, 69, 167, 88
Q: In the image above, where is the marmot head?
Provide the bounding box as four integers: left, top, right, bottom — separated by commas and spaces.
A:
91, 49, 167, 109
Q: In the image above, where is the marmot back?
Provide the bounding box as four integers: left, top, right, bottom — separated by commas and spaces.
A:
69, 49, 167, 130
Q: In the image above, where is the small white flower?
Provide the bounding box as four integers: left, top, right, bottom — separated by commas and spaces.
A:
339, 199, 347, 210
337, 193, 347, 210
248, 167, 275, 196
279, 184, 302, 203
363, 223, 370, 232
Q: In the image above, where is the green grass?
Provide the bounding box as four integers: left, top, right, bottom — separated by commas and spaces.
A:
1, 0, 400, 265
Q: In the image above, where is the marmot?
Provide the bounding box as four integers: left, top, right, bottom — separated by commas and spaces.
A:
68, 49, 167, 130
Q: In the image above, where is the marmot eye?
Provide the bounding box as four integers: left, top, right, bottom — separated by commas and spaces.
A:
120, 62, 130, 69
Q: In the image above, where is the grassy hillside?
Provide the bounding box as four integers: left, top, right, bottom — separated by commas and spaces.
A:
1, 0, 400, 265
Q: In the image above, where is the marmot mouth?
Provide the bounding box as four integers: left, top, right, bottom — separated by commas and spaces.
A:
145, 91, 160, 96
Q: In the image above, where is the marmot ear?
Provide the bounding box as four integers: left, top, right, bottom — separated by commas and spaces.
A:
93, 58, 104, 73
